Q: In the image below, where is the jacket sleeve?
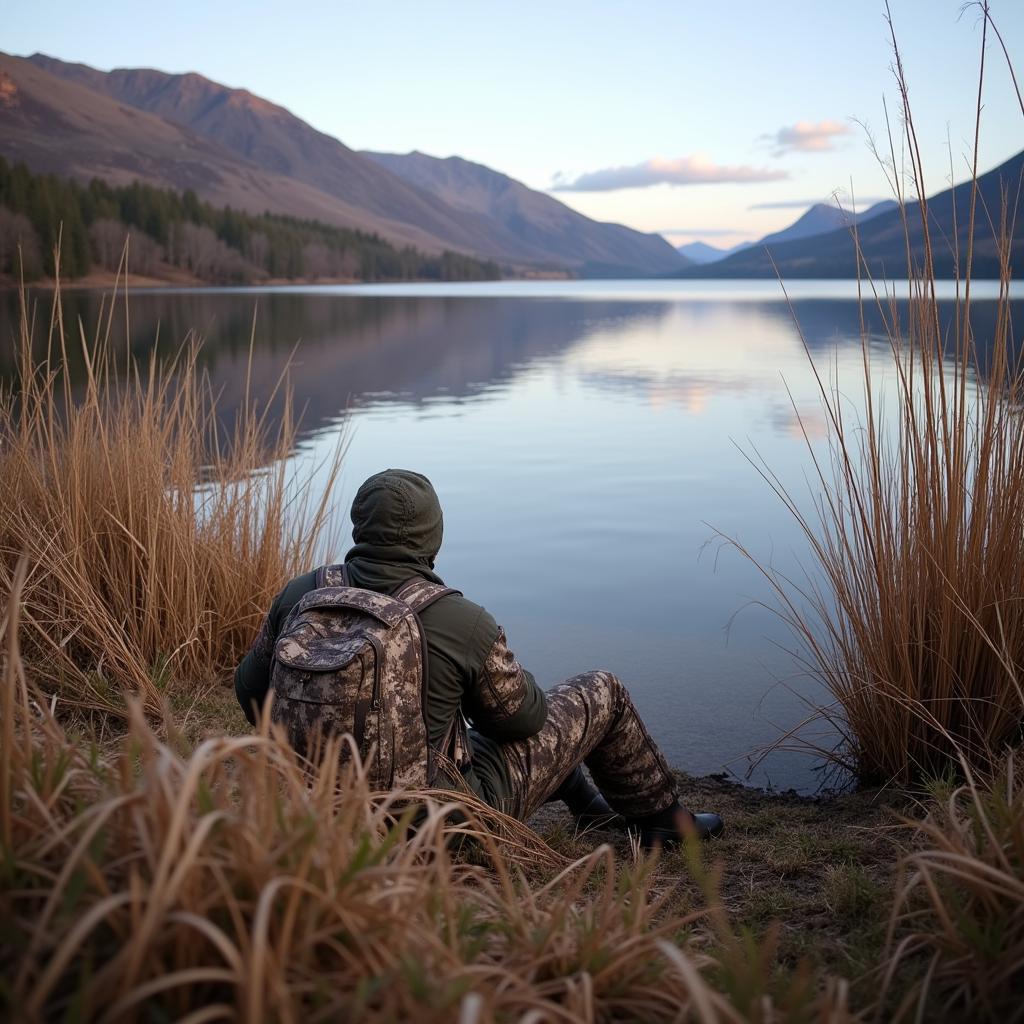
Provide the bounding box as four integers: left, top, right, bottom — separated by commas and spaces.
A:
463, 623, 547, 743
233, 610, 276, 726
234, 570, 320, 726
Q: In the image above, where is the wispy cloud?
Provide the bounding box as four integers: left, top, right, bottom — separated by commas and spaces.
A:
659, 227, 745, 238
551, 155, 788, 192
749, 198, 838, 210
764, 119, 853, 155
749, 195, 892, 210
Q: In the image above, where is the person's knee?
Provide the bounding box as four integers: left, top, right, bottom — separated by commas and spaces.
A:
567, 669, 630, 707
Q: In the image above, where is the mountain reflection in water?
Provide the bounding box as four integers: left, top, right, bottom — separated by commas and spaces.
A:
2, 281, 1018, 791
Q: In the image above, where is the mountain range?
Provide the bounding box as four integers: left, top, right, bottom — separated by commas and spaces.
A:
362, 151, 686, 278
676, 239, 751, 264
0, 51, 686, 278
677, 159, 1022, 279
2, 49, 1020, 281
678, 199, 898, 265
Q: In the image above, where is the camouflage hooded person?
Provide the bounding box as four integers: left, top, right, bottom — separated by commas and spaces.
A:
235, 468, 723, 848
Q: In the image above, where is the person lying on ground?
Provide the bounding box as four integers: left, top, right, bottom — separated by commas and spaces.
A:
234, 468, 723, 849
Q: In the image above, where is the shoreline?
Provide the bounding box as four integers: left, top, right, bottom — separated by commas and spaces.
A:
3, 274, 1014, 296
529, 764, 904, 996
0, 270, 368, 291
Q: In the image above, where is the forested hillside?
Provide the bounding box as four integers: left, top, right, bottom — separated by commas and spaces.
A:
2, 52, 686, 277
0, 158, 500, 284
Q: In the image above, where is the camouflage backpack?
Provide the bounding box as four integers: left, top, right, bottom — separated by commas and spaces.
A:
269, 563, 462, 789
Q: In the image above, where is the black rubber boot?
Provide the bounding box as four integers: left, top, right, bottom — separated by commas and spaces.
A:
627, 801, 724, 850
550, 766, 622, 830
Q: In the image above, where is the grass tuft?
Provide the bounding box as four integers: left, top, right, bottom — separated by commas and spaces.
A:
883, 752, 1024, 1021
730, 0, 1024, 787
0, 249, 343, 717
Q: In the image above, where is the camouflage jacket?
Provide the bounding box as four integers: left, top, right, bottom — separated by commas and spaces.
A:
233, 557, 548, 803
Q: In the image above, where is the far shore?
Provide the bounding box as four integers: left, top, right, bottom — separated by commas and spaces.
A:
0, 266, 581, 292
0, 269, 361, 291
3, 271, 1016, 294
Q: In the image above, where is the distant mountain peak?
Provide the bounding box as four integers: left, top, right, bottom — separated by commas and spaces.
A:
676, 240, 751, 264
675, 152, 1022, 279
753, 198, 898, 250
672, 198, 899, 267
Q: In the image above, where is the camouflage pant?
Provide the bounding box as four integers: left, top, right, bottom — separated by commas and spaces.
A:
495, 671, 679, 821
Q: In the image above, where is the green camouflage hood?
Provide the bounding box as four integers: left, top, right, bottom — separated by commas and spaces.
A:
345, 469, 444, 568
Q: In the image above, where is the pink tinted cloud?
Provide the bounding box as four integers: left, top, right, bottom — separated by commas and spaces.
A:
767, 120, 853, 154
551, 154, 788, 192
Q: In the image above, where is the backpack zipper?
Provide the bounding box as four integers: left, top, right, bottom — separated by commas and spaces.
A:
364, 632, 384, 711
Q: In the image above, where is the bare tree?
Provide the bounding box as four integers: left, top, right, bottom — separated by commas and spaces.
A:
125, 229, 163, 277
247, 231, 269, 270
0, 206, 43, 278
302, 242, 334, 280
337, 247, 360, 280
90, 220, 164, 277
179, 223, 220, 278
89, 218, 127, 270
177, 222, 249, 281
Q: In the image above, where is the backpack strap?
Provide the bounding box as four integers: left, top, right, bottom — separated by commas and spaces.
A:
315, 564, 457, 613
315, 563, 349, 588
393, 576, 463, 788
393, 576, 461, 614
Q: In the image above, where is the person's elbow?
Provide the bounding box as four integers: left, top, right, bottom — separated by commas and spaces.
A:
497, 693, 547, 741
233, 657, 265, 727
474, 681, 547, 742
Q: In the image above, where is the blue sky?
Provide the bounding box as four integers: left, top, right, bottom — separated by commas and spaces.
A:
6, 1, 1024, 246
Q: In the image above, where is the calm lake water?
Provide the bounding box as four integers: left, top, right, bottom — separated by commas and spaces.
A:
2, 279, 1018, 791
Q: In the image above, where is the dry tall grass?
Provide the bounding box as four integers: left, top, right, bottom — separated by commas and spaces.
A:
0, 563, 857, 1023
0, 253, 342, 717
737, 3, 1024, 785
884, 752, 1024, 1021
